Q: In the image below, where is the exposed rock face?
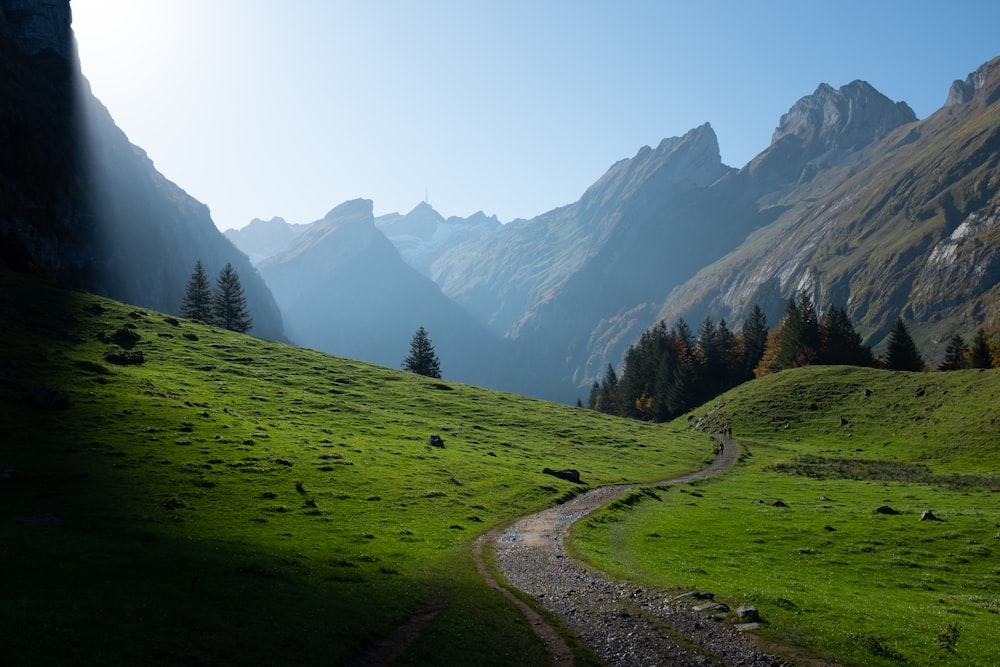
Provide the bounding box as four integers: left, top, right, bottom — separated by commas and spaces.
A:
946, 57, 1000, 107
0, 0, 72, 58
771, 81, 916, 155
0, 0, 286, 340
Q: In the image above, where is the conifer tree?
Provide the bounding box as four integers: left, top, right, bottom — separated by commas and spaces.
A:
740, 304, 768, 381
213, 263, 253, 333
938, 334, 969, 371
885, 317, 924, 371
402, 326, 441, 378
970, 327, 993, 369
817, 305, 873, 366
595, 363, 619, 415
181, 260, 213, 322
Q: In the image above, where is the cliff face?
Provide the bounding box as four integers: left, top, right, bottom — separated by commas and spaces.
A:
0, 0, 285, 340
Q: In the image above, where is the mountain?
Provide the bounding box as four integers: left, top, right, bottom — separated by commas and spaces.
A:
374, 201, 501, 276
223, 217, 308, 263
651, 57, 1000, 354
258, 199, 514, 388
0, 1, 285, 340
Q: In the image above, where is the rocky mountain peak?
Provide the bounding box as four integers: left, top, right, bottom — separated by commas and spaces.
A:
1, 0, 72, 58
771, 80, 916, 154
946, 55, 1000, 107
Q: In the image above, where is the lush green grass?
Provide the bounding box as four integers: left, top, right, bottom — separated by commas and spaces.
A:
0, 269, 708, 666
571, 365, 1000, 666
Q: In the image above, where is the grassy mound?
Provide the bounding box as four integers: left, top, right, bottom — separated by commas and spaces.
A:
572, 365, 1000, 666
0, 269, 709, 666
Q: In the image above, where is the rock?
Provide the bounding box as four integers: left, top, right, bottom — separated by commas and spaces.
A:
542, 468, 581, 483
919, 509, 940, 521
735, 605, 761, 622
428, 435, 445, 448
839, 416, 849, 426
771, 500, 789, 508
915, 387, 926, 397
875, 505, 899, 515
735, 622, 760, 632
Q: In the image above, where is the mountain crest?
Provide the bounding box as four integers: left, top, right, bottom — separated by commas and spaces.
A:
772, 80, 916, 153
0, 0, 72, 58
946, 55, 1000, 107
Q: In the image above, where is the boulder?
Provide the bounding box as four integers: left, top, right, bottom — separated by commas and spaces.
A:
919, 509, 940, 521
735, 605, 761, 622
542, 467, 581, 483
875, 505, 899, 515
428, 435, 445, 448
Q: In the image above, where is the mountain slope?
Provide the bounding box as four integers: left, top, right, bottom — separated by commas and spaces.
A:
0, 1, 285, 340
259, 199, 510, 388
656, 56, 1000, 356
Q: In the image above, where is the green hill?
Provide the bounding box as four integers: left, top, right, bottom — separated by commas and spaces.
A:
0, 268, 709, 666
572, 365, 1000, 666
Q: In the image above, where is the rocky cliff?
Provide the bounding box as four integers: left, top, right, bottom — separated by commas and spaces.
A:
0, 0, 286, 339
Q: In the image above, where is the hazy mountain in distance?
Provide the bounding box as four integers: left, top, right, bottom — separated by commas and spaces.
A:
375, 202, 502, 276
258, 199, 517, 388
0, 0, 286, 340
224, 217, 308, 264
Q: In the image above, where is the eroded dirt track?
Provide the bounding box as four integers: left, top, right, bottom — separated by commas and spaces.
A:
486, 439, 792, 666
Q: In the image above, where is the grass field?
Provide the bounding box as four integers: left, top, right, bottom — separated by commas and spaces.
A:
0, 269, 710, 666
571, 365, 1000, 666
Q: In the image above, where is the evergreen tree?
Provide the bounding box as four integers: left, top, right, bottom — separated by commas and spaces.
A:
778, 293, 819, 368
402, 326, 441, 378
970, 327, 993, 369
885, 317, 924, 371
587, 380, 600, 410
595, 364, 619, 415
181, 260, 213, 322
213, 263, 253, 332
740, 304, 768, 381
938, 334, 969, 371
754, 319, 786, 377
817, 305, 873, 366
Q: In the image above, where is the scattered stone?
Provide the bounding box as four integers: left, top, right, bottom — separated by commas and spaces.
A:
863, 388, 873, 397
542, 468, 581, 483
824, 525, 836, 531
104, 348, 145, 365
771, 500, 789, 508
735, 605, 761, 622
164, 317, 180, 326
875, 505, 899, 515
183, 332, 199, 341
915, 387, 926, 397
919, 509, 940, 521
428, 435, 445, 448
839, 416, 849, 426
735, 622, 760, 632
818, 495, 830, 501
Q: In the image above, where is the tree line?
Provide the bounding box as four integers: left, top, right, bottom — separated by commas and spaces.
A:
587, 292, 998, 421
181, 260, 253, 333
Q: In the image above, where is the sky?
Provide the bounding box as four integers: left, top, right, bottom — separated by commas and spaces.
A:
71, 1, 1000, 231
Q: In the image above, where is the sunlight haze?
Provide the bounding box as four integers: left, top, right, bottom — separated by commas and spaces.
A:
71, 0, 1000, 230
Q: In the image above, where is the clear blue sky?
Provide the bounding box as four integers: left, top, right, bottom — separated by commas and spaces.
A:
71, 1, 1000, 231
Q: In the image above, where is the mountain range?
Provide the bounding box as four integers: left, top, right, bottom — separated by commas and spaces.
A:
4, 1, 999, 403
228, 58, 1000, 401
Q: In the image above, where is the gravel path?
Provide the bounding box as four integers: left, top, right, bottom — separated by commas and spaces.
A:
489, 438, 796, 666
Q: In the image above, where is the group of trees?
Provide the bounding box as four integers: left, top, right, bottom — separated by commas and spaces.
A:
181, 260, 253, 333
587, 292, 999, 421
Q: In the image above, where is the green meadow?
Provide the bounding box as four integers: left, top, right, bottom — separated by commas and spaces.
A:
571, 365, 1000, 666
0, 269, 709, 666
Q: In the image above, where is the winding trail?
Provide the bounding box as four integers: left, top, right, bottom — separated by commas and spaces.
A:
482, 437, 789, 666
349, 438, 791, 666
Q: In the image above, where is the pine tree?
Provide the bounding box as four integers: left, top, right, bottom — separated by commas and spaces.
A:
885, 317, 924, 371
970, 327, 993, 369
595, 363, 619, 415
402, 326, 441, 378
213, 263, 253, 333
938, 334, 969, 371
817, 305, 873, 366
740, 304, 768, 381
181, 260, 213, 322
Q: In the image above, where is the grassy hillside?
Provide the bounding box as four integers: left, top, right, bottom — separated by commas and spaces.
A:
0, 269, 710, 666
572, 365, 1000, 666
